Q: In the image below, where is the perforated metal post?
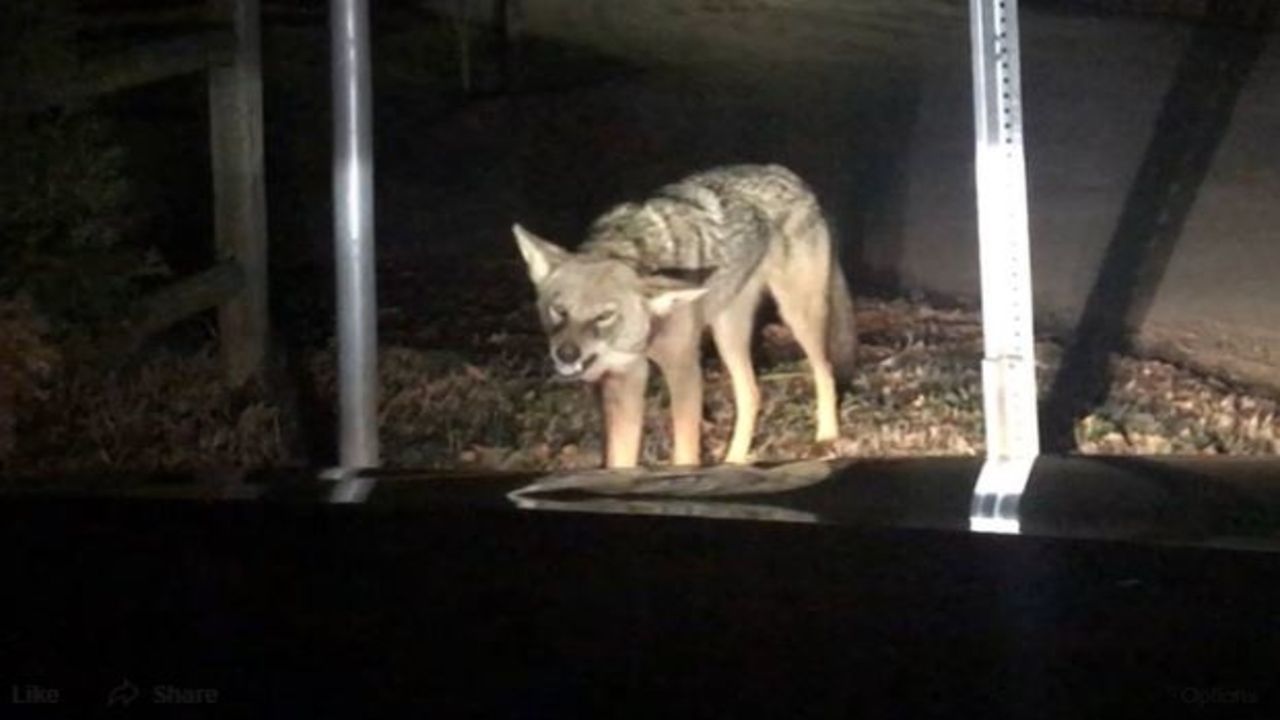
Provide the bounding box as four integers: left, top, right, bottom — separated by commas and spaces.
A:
969, 0, 1040, 533
332, 0, 379, 469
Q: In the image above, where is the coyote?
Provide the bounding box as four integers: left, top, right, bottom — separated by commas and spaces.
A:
513, 164, 856, 468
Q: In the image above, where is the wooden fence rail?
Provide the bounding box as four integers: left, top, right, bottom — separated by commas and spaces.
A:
109, 260, 246, 358
8, 30, 236, 114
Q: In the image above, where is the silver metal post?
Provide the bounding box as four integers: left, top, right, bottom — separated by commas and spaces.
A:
969, 0, 1039, 533
331, 0, 379, 467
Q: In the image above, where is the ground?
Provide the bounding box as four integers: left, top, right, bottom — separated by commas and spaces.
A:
5, 263, 1277, 474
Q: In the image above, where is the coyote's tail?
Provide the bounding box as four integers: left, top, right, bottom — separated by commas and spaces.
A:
826, 259, 858, 387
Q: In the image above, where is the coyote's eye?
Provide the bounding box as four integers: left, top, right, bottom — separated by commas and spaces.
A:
594, 309, 618, 328
547, 304, 567, 325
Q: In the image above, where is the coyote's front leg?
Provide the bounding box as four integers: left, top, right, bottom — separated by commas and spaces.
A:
599, 358, 649, 469
648, 306, 704, 467
653, 354, 703, 467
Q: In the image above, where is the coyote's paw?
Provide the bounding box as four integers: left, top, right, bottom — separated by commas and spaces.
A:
721, 448, 758, 466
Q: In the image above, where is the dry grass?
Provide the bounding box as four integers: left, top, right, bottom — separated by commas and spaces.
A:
4, 289, 1277, 475
7, 347, 285, 473
329, 293, 1277, 470
0, 298, 61, 461
1076, 353, 1279, 454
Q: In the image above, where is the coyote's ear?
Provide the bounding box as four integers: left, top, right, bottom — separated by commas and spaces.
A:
642, 275, 709, 317
512, 223, 568, 285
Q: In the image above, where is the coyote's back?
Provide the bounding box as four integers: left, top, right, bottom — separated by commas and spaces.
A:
582, 164, 822, 276
580, 164, 856, 381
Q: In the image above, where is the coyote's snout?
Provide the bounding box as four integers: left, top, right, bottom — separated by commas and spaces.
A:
514, 164, 856, 468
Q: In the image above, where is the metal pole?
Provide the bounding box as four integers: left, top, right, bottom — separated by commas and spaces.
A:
968, 0, 1039, 533
331, 0, 379, 467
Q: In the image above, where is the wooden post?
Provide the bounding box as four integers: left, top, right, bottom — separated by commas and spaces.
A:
208, 0, 268, 385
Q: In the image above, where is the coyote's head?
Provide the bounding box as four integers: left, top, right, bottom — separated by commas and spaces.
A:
512, 224, 706, 383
